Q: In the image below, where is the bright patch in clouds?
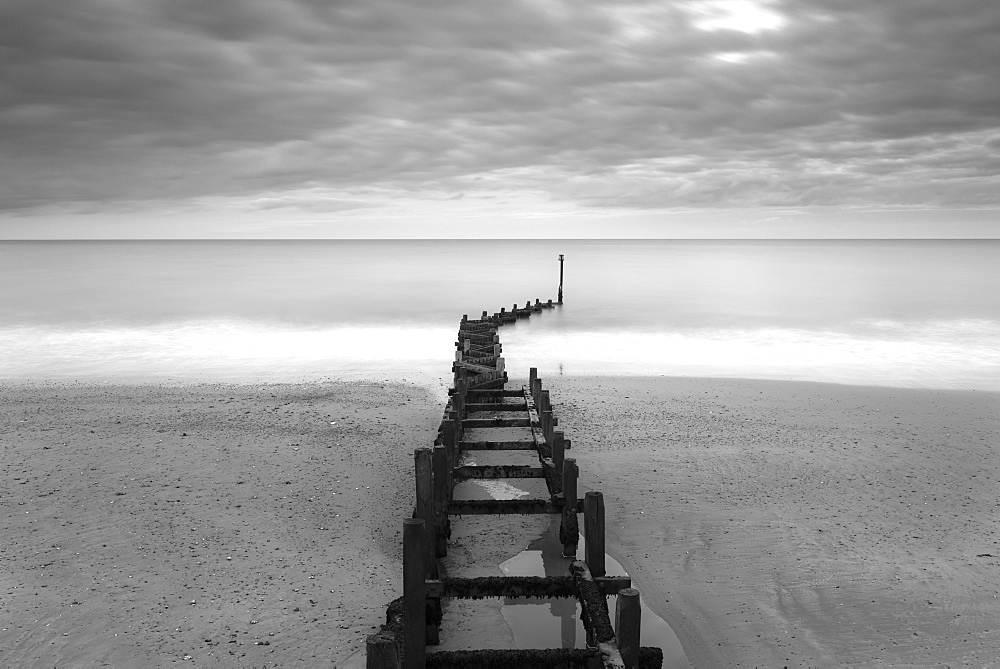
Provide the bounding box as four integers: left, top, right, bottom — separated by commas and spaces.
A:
685, 0, 787, 33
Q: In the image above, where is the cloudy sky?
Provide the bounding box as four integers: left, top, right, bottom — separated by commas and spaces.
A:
2, 0, 999, 238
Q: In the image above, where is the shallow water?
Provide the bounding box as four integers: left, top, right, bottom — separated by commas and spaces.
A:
3, 239, 998, 389
498, 521, 690, 667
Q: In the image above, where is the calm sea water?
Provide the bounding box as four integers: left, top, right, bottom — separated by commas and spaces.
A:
2, 239, 998, 390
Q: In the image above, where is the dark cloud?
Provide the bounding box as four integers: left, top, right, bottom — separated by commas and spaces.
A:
1, 0, 999, 218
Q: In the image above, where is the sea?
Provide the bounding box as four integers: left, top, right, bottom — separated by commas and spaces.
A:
2, 239, 998, 392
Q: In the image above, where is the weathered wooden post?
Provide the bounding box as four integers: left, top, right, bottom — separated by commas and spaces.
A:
540, 389, 553, 444
403, 519, 425, 669
481, 310, 488, 320
558, 254, 564, 304
553, 430, 565, 474
529, 367, 537, 394
366, 632, 399, 669
584, 491, 605, 577
541, 408, 554, 445
560, 458, 578, 557
442, 415, 456, 466
432, 445, 449, 557
615, 588, 641, 668
414, 449, 436, 579
496, 357, 505, 374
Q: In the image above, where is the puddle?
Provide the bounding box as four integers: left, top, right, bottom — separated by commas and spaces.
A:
498, 520, 691, 667
450, 445, 690, 665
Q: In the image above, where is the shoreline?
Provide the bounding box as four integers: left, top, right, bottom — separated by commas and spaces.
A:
4, 375, 999, 666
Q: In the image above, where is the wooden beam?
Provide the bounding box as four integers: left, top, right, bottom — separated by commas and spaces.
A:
453, 361, 497, 375
462, 417, 531, 428
459, 440, 536, 451
453, 465, 545, 480
464, 401, 526, 411
448, 498, 584, 515
424, 575, 632, 599
466, 389, 523, 398
571, 560, 627, 669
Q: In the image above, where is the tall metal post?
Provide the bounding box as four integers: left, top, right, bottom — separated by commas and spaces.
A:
557, 254, 564, 304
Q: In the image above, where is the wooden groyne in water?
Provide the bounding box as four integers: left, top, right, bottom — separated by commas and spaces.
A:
366, 297, 662, 669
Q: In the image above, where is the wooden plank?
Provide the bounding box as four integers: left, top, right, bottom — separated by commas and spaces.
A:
461, 355, 498, 366
464, 401, 526, 411
459, 440, 536, 451
467, 389, 523, 398
453, 361, 497, 375
462, 417, 531, 428
425, 648, 662, 668
453, 465, 545, 480
448, 498, 584, 515
424, 575, 632, 599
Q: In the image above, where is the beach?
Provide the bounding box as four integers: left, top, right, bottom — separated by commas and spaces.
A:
0, 380, 441, 666
3, 376, 999, 666
548, 376, 1000, 666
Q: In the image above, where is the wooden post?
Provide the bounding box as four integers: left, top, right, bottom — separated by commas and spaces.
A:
482, 310, 488, 320
366, 633, 399, 669
463, 338, 470, 354
553, 430, 565, 474
558, 253, 564, 304
542, 408, 554, 445
584, 491, 606, 577
452, 382, 465, 419
529, 367, 537, 394
615, 588, 641, 668
442, 417, 456, 466
432, 445, 449, 557
496, 357, 505, 374
561, 458, 578, 557
539, 389, 551, 414
403, 519, 425, 669
414, 448, 436, 579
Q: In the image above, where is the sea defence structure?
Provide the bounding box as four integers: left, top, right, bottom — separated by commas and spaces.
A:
366, 298, 663, 669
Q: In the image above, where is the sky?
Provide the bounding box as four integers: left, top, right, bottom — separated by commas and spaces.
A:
2, 0, 999, 239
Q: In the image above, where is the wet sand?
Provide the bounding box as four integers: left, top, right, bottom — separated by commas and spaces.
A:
4, 376, 999, 666
546, 376, 1000, 666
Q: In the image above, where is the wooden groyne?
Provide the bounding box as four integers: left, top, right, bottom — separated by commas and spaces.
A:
366, 297, 663, 669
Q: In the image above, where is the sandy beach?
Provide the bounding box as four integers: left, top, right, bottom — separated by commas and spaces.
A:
548, 376, 1000, 667
3, 375, 999, 666
0, 380, 441, 666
